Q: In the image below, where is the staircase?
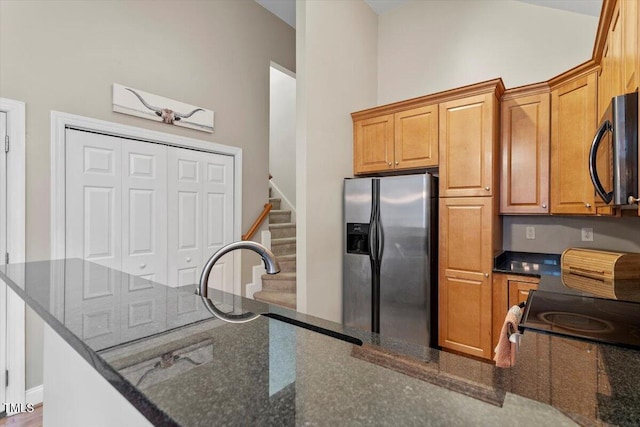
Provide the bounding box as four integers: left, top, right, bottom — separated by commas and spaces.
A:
253, 195, 297, 310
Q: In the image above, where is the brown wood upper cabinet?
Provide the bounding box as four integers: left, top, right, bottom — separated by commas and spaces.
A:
353, 114, 395, 175
500, 88, 550, 214
550, 71, 598, 215
394, 105, 439, 170
353, 105, 438, 175
439, 93, 498, 197
623, 0, 638, 94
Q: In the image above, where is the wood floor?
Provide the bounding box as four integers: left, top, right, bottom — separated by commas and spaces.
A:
0, 405, 43, 427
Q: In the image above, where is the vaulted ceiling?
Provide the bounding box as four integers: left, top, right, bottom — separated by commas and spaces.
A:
255, 0, 603, 29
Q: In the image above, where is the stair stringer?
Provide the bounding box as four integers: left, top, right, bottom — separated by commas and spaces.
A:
269, 180, 296, 223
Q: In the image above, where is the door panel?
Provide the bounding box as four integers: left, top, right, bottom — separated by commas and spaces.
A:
500, 92, 550, 214
66, 130, 122, 271
550, 73, 598, 214
354, 115, 394, 174
439, 197, 493, 359
379, 175, 429, 347
394, 105, 438, 170
122, 140, 168, 286
439, 94, 494, 197
168, 148, 235, 294
0, 111, 7, 406
202, 153, 234, 295
168, 148, 202, 289
343, 178, 373, 330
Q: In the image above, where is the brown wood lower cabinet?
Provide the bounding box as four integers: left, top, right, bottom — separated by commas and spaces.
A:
439, 197, 498, 359
492, 273, 540, 355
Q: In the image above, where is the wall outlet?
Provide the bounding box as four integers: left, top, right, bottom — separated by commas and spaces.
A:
581, 227, 594, 242
525, 226, 535, 240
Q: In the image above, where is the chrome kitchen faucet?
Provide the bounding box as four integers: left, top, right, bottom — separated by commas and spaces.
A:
197, 241, 280, 323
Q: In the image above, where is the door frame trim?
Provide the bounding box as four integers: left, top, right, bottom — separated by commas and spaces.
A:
50, 111, 243, 296
0, 97, 26, 414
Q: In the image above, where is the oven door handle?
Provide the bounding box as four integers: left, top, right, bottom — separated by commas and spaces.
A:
589, 119, 613, 204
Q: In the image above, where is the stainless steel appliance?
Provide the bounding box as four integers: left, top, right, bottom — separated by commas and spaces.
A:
343, 173, 438, 347
589, 91, 638, 205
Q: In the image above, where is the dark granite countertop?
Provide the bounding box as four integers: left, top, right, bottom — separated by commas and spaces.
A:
494, 251, 562, 278
1, 259, 639, 426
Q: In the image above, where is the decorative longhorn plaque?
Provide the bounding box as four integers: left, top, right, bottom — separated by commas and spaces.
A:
112, 83, 214, 133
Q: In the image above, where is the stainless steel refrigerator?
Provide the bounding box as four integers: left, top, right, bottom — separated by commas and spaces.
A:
343, 173, 438, 348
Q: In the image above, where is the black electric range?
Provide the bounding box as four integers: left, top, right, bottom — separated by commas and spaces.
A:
520, 290, 640, 350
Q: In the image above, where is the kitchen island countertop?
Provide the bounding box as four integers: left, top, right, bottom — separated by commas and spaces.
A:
1, 259, 639, 426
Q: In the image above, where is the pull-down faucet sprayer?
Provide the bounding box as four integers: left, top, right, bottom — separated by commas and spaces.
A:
197, 241, 280, 323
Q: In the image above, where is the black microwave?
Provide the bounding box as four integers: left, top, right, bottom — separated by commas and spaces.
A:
589, 92, 638, 205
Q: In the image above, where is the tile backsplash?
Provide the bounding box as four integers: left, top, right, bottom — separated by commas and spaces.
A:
503, 215, 640, 254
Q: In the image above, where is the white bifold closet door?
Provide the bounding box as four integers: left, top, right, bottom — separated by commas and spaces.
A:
0, 111, 7, 407
65, 130, 168, 283
166, 146, 234, 293
65, 129, 235, 346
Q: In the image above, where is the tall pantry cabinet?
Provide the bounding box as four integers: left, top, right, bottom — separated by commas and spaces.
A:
438, 80, 503, 360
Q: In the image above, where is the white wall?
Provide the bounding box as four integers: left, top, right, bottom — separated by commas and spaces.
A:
297, 0, 378, 321
377, 0, 600, 104
0, 0, 294, 390
269, 65, 297, 208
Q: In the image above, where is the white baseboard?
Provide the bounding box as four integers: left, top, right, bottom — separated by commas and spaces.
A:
246, 264, 267, 299
26, 384, 43, 405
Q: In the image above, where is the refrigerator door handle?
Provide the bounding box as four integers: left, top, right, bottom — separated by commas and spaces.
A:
377, 218, 384, 262
369, 179, 381, 263
368, 206, 378, 264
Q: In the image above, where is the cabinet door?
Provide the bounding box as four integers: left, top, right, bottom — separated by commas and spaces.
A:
623, 0, 638, 93
439, 93, 496, 197
550, 72, 598, 215
500, 92, 550, 214
394, 105, 438, 170
491, 274, 539, 356
508, 281, 538, 307
353, 114, 394, 175
439, 197, 493, 359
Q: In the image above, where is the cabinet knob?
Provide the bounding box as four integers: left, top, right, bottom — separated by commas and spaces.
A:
585, 203, 592, 208
484, 273, 489, 278
629, 196, 640, 204
140, 263, 146, 269
186, 257, 192, 263
542, 204, 547, 209
388, 162, 392, 167
395, 161, 399, 166
485, 187, 490, 191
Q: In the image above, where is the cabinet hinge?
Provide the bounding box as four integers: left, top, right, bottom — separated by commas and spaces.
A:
5, 369, 8, 387
4, 252, 8, 265
4, 135, 8, 153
